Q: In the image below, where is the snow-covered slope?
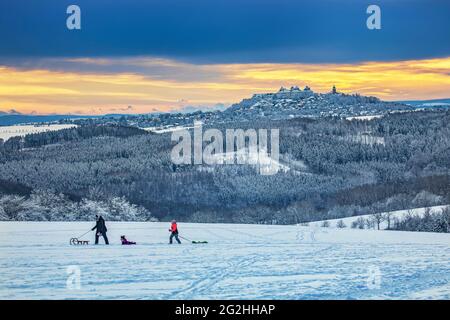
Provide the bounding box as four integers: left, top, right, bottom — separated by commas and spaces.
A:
141, 125, 194, 134
204, 149, 290, 175
0, 222, 449, 299
0, 124, 77, 141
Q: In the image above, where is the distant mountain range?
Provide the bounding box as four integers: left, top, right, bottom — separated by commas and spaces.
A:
0, 113, 136, 126
0, 114, 100, 126
395, 98, 450, 107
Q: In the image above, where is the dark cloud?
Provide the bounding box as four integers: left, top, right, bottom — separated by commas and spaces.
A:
0, 0, 448, 64
0, 57, 227, 83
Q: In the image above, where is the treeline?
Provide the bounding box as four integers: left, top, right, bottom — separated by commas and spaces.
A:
391, 207, 450, 233
0, 189, 155, 221
330, 175, 450, 209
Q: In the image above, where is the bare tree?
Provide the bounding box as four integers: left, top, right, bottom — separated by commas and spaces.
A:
371, 212, 385, 230
383, 211, 394, 229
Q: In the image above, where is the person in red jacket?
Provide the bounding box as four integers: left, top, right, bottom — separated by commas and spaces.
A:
169, 220, 181, 244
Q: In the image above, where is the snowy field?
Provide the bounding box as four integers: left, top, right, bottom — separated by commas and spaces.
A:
0, 222, 449, 300
0, 124, 77, 141
142, 125, 194, 134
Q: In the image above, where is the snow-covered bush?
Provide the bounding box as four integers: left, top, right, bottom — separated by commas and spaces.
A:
102, 197, 154, 221
392, 207, 450, 233
0, 191, 155, 221
336, 220, 346, 228
77, 197, 154, 221
78, 199, 109, 221
321, 220, 330, 228
18, 190, 73, 221
412, 191, 443, 208
299, 222, 309, 227
353, 217, 365, 229
0, 194, 27, 220
0, 205, 7, 220
365, 218, 375, 229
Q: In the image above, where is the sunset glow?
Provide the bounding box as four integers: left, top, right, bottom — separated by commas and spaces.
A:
1, 56, 449, 115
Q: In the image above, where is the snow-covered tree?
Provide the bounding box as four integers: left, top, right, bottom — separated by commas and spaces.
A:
0, 205, 7, 220
412, 191, 443, 207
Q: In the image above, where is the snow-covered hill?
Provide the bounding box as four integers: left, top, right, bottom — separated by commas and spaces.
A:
0, 222, 449, 299
224, 86, 413, 120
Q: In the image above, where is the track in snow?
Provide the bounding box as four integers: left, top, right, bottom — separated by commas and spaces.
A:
0, 222, 449, 299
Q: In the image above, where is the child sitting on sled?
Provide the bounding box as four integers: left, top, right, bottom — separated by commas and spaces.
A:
120, 235, 136, 245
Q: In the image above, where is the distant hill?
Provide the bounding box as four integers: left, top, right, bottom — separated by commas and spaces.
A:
395, 98, 450, 107
64, 86, 445, 129
223, 86, 413, 120
0, 114, 98, 126
3, 89, 448, 128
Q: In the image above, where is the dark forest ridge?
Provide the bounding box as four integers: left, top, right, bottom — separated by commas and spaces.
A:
1, 109, 449, 223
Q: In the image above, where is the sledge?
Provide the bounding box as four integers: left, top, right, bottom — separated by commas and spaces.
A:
179, 235, 208, 244
70, 237, 89, 245
70, 230, 92, 245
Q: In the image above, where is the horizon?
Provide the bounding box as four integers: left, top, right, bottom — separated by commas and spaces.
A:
1, 0, 449, 115
1, 81, 450, 117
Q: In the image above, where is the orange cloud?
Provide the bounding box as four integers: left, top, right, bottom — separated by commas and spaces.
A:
0, 57, 449, 115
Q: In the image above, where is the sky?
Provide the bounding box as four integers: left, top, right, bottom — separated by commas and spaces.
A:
0, 0, 449, 115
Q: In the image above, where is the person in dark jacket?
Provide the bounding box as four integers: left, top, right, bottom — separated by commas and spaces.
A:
92, 215, 109, 245
169, 220, 181, 244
